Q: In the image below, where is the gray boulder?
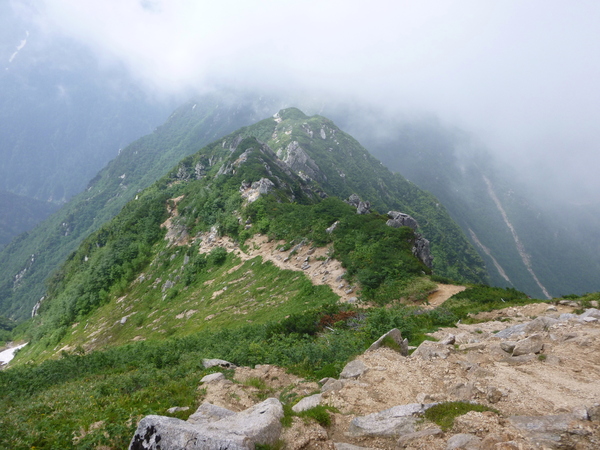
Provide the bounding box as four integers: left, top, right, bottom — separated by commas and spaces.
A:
580, 308, 600, 320
202, 358, 236, 369
292, 394, 323, 413
347, 404, 426, 437
512, 334, 544, 356
340, 360, 368, 379
446, 433, 481, 449
386, 211, 419, 230
509, 414, 576, 446
200, 372, 225, 383
500, 341, 517, 354
129, 398, 283, 450
321, 379, 345, 393
412, 341, 451, 360
524, 316, 558, 333
494, 323, 527, 339
187, 403, 236, 426
397, 428, 442, 447
367, 328, 409, 356
346, 194, 371, 215
413, 234, 433, 268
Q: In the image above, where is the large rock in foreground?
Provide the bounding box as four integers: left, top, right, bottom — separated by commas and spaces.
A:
129, 398, 283, 450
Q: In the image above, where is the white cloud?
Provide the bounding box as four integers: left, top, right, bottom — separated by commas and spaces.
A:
21, 0, 600, 201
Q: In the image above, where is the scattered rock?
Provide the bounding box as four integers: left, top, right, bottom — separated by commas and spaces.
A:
321, 379, 345, 393
587, 404, 600, 421
458, 342, 486, 351
486, 386, 504, 404
512, 334, 544, 356
281, 417, 330, 450
200, 372, 225, 383
572, 405, 589, 421
508, 413, 576, 447
500, 341, 517, 354
440, 334, 456, 345
334, 444, 373, 450
397, 427, 443, 447
129, 398, 283, 450
202, 358, 236, 369
292, 394, 322, 413
346, 404, 425, 437
446, 433, 481, 449
412, 341, 451, 360
340, 360, 368, 379
366, 328, 409, 356
448, 382, 478, 401
166, 406, 190, 414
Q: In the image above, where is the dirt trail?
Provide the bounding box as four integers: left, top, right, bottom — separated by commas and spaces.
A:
426, 283, 466, 308
195, 230, 355, 302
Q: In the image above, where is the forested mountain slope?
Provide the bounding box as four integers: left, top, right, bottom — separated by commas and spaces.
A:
0, 96, 273, 321
16, 107, 485, 363
0, 191, 58, 248
336, 113, 600, 298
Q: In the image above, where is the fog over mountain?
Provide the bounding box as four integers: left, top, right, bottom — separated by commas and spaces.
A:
12, 0, 598, 209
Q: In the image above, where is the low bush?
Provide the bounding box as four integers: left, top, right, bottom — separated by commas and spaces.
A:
424, 401, 500, 431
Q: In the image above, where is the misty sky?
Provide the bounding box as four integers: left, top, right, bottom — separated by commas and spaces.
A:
14, 0, 600, 204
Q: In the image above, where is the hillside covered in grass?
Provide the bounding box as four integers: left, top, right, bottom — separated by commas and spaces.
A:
0, 107, 507, 448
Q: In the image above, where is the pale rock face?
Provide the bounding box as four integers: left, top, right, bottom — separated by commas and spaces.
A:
281, 141, 325, 183
346, 403, 430, 437
512, 334, 544, 356
129, 398, 283, 450
366, 328, 409, 356
339, 360, 368, 379
386, 211, 419, 230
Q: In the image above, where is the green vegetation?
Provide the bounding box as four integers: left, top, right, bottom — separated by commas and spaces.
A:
0, 98, 261, 322
246, 197, 430, 304
0, 190, 59, 249
0, 106, 489, 324
443, 285, 533, 319
424, 401, 500, 431
296, 405, 335, 427
0, 314, 16, 343
0, 108, 523, 449
0, 281, 544, 448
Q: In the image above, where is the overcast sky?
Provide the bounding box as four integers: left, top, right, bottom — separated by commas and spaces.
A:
15, 0, 600, 204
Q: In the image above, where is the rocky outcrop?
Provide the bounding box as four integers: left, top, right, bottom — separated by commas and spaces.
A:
412, 233, 433, 268
346, 403, 432, 438
280, 141, 326, 183
129, 398, 283, 450
240, 178, 276, 203
386, 211, 418, 230
346, 194, 371, 215
366, 328, 409, 356
385, 211, 433, 268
